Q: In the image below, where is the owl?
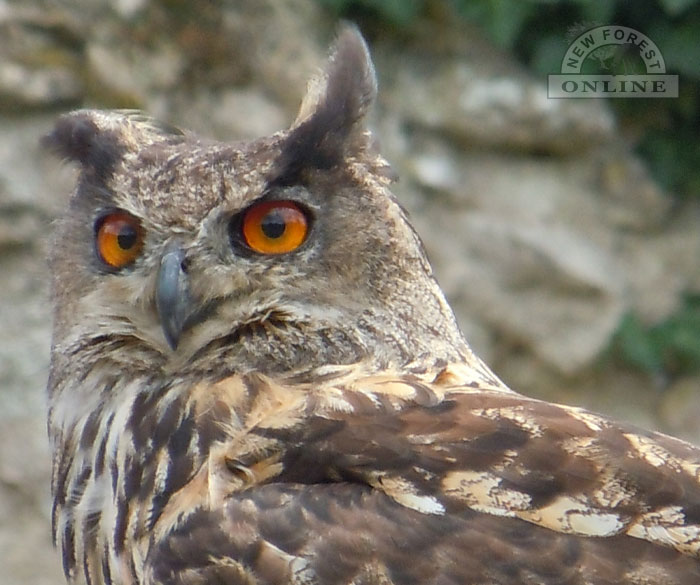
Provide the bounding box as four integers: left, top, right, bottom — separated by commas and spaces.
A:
45, 26, 700, 585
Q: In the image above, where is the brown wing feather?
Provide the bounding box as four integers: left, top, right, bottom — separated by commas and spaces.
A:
187, 367, 700, 563
122, 366, 700, 584
146, 483, 700, 585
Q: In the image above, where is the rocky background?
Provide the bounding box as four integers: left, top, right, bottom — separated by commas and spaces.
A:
1, 1, 699, 582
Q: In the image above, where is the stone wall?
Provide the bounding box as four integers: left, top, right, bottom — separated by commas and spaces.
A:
1, 2, 698, 582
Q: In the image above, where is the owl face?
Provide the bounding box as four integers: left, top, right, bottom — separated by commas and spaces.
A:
45, 30, 468, 383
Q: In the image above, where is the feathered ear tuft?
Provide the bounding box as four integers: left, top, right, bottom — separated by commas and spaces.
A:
272, 25, 378, 185
42, 111, 125, 181
43, 110, 184, 181
292, 24, 377, 132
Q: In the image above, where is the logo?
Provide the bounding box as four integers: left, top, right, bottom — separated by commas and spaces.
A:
548, 25, 678, 98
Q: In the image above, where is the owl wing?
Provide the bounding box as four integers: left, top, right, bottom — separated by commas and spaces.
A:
145, 367, 700, 584
147, 483, 700, 585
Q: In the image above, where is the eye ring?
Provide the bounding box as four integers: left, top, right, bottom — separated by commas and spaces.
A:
95, 211, 144, 269
238, 200, 309, 255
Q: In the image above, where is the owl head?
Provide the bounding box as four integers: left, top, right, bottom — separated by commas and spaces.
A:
44, 26, 469, 383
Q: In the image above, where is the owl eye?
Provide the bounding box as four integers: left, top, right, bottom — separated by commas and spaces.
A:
239, 200, 309, 255
95, 211, 144, 269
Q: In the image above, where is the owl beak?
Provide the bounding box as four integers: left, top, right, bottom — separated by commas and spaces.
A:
156, 245, 191, 350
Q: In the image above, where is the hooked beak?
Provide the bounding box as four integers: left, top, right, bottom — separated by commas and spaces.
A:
155, 244, 191, 350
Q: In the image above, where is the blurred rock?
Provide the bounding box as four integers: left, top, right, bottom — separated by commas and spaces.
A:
169, 87, 288, 141
85, 39, 184, 108
596, 152, 672, 231
0, 9, 82, 111
383, 50, 615, 154
0, 416, 60, 585
394, 134, 690, 374
659, 375, 700, 443
0, 115, 73, 585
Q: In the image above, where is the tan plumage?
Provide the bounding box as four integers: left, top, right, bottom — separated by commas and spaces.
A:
45, 26, 700, 585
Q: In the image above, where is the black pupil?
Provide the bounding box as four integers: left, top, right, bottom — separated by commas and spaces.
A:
117, 224, 137, 250
261, 210, 286, 239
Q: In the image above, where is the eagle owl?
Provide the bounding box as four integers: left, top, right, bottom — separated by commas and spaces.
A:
45, 27, 700, 585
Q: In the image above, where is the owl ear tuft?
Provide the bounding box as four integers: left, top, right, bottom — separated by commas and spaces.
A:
43, 110, 184, 181
42, 111, 125, 181
273, 25, 378, 185
292, 24, 377, 133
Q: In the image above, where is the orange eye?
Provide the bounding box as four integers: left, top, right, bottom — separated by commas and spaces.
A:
241, 201, 309, 254
95, 212, 144, 269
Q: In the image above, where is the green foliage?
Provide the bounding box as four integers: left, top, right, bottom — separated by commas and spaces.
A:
452, 0, 537, 49
614, 296, 700, 377
637, 125, 700, 198
315, 0, 425, 26
658, 0, 698, 16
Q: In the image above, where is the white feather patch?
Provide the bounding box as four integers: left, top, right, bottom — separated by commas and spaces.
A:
518, 496, 624, 536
